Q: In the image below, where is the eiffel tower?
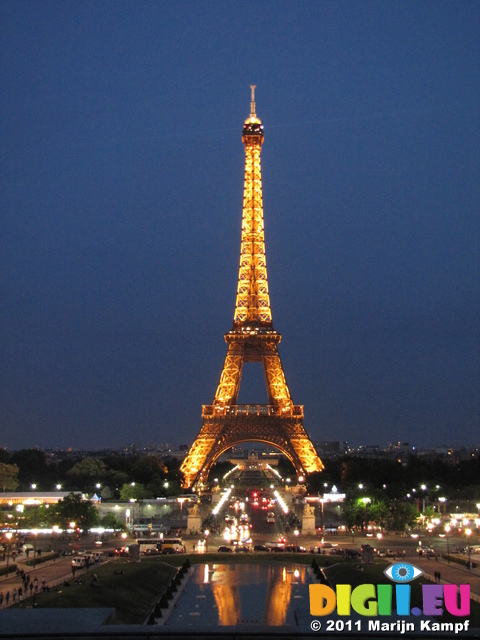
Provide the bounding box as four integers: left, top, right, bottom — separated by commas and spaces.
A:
180, 87, 324, 489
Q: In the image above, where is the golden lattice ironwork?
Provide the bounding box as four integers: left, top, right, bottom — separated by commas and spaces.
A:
180, 87, 324, 488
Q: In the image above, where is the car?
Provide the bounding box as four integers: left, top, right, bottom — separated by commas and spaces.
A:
376, 549, 387, 557
452, 545, 466, 554
71, 557, 86, 568
217, 546, 233, 553
285, 544, 307, 553
21, 544, 34, 554
386, 549, 397, 557
253, 544, 269, 552
266, 517, 275, 524
329, 548, 343, 555
271, 546, 285, 552
144, 548, 160, 555
265, 541, 285, 551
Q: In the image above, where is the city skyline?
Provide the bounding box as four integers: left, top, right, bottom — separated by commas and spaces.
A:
1, 2, 479, 451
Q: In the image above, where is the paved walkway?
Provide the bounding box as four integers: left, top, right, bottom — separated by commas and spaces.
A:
0, 555, 94, 608
413, 553, 480, 602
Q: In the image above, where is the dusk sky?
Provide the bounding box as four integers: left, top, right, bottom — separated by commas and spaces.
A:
1, 1, 479, 452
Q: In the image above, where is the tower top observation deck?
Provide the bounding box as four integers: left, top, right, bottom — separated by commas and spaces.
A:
243, 85, 264, 141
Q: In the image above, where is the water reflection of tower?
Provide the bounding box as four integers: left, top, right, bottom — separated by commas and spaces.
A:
264, 564, 305, 626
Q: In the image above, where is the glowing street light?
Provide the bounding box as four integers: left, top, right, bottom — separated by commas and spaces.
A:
427, 522, 434, 545
420, 485, 427, 511
466, 528, 472, 570
445, 524, 451, 564
438, 497, 446, 514
5, 532, 13, 577
361, 497, 371, 532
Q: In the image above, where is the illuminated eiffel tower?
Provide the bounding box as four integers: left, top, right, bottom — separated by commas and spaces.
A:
181, 87, 324, 489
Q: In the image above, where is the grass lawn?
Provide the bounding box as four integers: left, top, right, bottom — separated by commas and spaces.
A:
22, 560, 178, 625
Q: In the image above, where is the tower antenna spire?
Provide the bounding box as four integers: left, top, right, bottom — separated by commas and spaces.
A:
250, 84, 256, 117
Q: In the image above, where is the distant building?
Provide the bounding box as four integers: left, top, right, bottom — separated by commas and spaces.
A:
0, 491, 82, 507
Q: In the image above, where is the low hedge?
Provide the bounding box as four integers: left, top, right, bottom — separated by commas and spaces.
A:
0, 563, 17, 577
441, 553, 477, 569
25, 552, 58, 567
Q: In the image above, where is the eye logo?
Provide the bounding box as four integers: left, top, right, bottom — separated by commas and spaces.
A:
384, 562, 424, 583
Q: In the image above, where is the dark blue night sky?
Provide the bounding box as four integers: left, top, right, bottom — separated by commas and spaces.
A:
1, 1, 479, 450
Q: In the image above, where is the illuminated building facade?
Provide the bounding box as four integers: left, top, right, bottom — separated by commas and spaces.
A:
181, 87, 324, 488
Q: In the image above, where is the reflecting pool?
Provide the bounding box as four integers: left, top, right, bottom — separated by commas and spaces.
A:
165, 562, 311, 629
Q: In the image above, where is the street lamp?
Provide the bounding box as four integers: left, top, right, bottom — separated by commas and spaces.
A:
438, 497, 446, 515
421, 485, 427, 512
427, 522, 434, 546
361, 497, 371, 532
5, 532, 12, 577
319, 498, 325, 534
444, 524, 451, 564
466, 528, 472, 570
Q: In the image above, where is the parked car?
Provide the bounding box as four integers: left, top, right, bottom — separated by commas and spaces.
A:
285, 544, 307, 553
253, 544, 269, 552
21, 544, 34, 555
329, 548, 343, 555
71, 557, 86, 568
217, 546, 233, 553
